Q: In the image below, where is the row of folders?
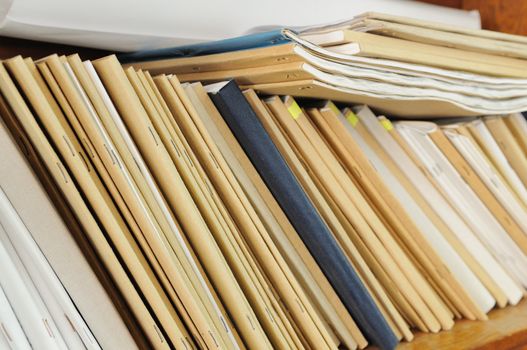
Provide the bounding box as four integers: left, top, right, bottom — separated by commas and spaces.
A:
1, 51, 527, 350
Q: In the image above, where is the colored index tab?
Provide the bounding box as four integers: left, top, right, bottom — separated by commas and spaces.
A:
287, 100, 302, 119
327, 101, 341, 116
345, 110, 359, 127
380, 118, 394, 131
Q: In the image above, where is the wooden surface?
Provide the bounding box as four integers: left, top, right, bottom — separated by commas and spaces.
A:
393, 299, 527, 350
419, 0, 527, 35
463, 0, 527, 36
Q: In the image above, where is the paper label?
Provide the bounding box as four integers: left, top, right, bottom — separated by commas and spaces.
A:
287, 100, 302, 119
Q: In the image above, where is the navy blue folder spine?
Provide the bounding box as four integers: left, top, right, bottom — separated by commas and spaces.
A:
208, 80, 398, 350
118, 30, 291, 63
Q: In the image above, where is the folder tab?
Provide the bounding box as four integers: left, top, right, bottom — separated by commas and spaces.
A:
380, 118, 394, 131
287, 100, 302, 119
327, 101, 341, 117
345, 110, 359, 127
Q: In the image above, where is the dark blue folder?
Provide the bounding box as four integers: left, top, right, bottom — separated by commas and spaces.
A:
208, 80, 398, 350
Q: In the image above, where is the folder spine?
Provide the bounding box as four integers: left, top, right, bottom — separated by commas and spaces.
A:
208, 80, 398, 350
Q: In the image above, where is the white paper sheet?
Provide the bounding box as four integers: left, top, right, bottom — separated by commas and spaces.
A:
0, 0, 480, 51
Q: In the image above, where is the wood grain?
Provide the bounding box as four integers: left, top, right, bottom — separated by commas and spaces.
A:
419, 0, 463, 8
419, 0, 527, 35
394, 299, 527, 350
463, 0, 527, 36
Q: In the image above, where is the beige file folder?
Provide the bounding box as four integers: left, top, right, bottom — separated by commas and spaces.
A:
0, 62, 168, 350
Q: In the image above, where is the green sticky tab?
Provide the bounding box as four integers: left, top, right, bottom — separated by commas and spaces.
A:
345, 110, 359, 127
380, 118, 394, 131
287, 100, 302, 119
327, 101, 341, 116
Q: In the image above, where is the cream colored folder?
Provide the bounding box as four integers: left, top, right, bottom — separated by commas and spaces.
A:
429, 128, 527, 253
441, 128, 527, 236
354, 105, 522, 305
0, 61, 167, 350
504, 113, 527, 157
183, 82, 339, 349
155, 73, 338, 350
345, 17, 527, 59
310, 30, 527, 78
253, 94, 412, 338
396, 121, 527, 289
188, 82, 364, 349
93, 55, 261, 350
484, 116, 527, 188
317, 103, 494, 319
266, 95, 451, 333
0, 117, 137, 349
467, 120, 527, 209
243, 79, 486, 117
357, 12, 527, 45
81, 60, 245, 350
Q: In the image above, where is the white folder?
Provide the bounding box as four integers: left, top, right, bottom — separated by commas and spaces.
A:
81, 61, 239, 348
445, 130, 527, 234
396, 122, 527, 288
336, 111, 495, 313
0, 284, 31, 350
469, 120, 527, 208
355, 105, 523, 304
0, 187, 100, 349
0, 224, 63, 349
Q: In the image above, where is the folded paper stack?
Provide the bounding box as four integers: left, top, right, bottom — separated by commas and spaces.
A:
124, 12, 527, 117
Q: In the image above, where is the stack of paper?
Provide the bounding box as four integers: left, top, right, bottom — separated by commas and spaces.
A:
124, 12, 527, 117
1, 13, 527, 350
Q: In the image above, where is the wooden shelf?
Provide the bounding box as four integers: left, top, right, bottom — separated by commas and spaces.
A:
391, 299, 527, 350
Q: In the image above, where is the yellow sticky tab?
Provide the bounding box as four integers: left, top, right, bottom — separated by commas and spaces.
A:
287, 100, 302, 120
380, 118, 394, 131
345, 111, 359, 127
327, 101, 341, 116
